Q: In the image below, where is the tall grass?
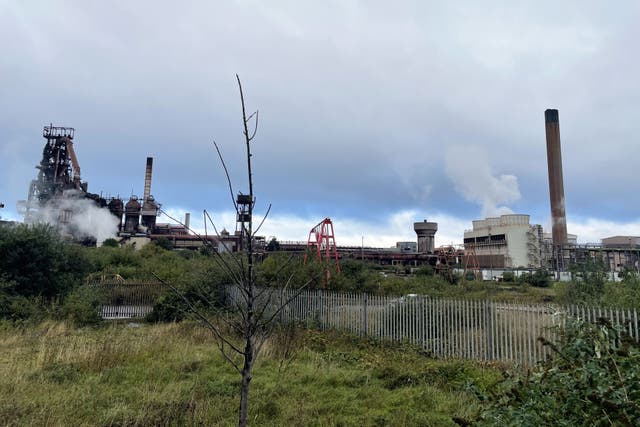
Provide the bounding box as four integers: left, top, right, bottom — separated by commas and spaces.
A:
0, 321, 500, 426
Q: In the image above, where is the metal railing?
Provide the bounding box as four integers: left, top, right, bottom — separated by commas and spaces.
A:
91, 281, 163, 320
227, 287, 638, 366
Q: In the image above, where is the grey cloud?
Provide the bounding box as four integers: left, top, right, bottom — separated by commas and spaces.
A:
1, 1, 639, 229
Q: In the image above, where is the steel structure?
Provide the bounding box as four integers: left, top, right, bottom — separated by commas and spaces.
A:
235, 193, 252, 251
463, 243, 481, 280
26, 125, 84, 212
304, 218, 340, 281
23, 124, 107, 230
434, 246, 459, 282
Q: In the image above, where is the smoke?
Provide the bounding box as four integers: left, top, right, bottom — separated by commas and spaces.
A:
30, 192, 119, 245
445, 145, 521, 218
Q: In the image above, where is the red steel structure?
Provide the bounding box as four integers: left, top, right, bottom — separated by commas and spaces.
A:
304, 218, 340, 281
463, 243, 481, 280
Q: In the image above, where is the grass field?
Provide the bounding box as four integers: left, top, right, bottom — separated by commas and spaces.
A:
0, 321, 501, 426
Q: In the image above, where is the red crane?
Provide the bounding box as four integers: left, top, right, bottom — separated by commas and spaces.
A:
304, 218, 340, 282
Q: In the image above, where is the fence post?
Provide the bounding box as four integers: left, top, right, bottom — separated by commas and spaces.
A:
485, 300, 493, 360
363, 294, 368, 336
419, 296, 425, 349
317, 289, 322, 329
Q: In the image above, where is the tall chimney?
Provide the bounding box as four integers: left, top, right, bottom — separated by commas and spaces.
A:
184, 212, 191, 233
544, 109, 568, 246
143, 157, 153, 202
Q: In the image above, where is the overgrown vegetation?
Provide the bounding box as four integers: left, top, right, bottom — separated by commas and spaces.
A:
558, 258, 640, 309
3, 221, 640, 424
3, 221, 639, 327
474, 319, 640, 425
0, 224, 90, 321
0, 321, 501, 426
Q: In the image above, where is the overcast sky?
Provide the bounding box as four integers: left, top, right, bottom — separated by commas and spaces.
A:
1, 1, 639, 246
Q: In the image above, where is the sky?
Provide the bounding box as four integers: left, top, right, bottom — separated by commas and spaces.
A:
1, 0, 639, 247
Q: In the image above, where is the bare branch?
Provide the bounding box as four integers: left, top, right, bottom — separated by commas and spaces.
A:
158, 207, 214, 247
253, 287, 277, 325
255, 254, 296, 300
158, 207, 244, 286
151, 272, 245, 358
257, 275, 317, 329
217, 341, 242, 374
254, 329, 270, 358
252, 203, 271, 237
204, 210, 244, 274
213, 140, 238, 212
248, 110, 259, 141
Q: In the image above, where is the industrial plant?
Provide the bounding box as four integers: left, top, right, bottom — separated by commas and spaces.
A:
16, 124, 245, 251
8, 111, 640, 279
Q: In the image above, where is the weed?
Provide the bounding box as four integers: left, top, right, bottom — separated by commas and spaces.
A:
0, 322, 498, 426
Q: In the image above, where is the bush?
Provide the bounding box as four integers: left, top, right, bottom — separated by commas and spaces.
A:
0, 293, 43, 321
101, 238, 119, 248
57, 285, 103, 326
602, 272, 640, 309
0, 224, 91, 299
501, 271, 515, 282
415, 266, 434, 276
146, 262, 230, 323
475, 319, 640, 425
153, 237, 173, 251
518, 269, 551, 288
558, 259, 609, 305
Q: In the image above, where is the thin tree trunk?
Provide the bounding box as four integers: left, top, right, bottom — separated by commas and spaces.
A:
238, 335, 254, 426
238, 73, 256, 427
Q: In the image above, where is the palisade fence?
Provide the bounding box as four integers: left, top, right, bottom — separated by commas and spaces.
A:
91, 281, 163, 320
227, 286, 639, 366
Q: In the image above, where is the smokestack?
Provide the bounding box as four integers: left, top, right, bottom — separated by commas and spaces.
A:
143, 157, 153, 202
544, 109, 568, 246
184, 212, 190, 233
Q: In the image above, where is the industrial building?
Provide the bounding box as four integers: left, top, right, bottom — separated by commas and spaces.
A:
394, 241, 418, 253
20, 124, 246, 252
463, 214, 544, 269
600, 236, 640, 272
20, 125, 108, 243
12, 116, 639, 276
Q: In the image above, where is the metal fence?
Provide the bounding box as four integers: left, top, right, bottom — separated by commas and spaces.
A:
91, 281, 163, 320
228, 287, 639, 366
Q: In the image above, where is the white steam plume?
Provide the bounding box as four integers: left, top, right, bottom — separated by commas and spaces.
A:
31, 192, 119, 245
445, 145, 520, 218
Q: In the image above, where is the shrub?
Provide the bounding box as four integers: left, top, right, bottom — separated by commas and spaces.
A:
501, 271, 515, 282
0, 224, 90, 299
153, 237, 173, 251
602, 272, 640, 309
475, 319, 640, 425
57, 285, 103, 326
559, 259, 609, 305
518, 269, 551, 288
415, 266, 434, 276
101, 238, 119, 248
265, 238, 280, 252
146, 264, 229, 323
0, 293, 42, 321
